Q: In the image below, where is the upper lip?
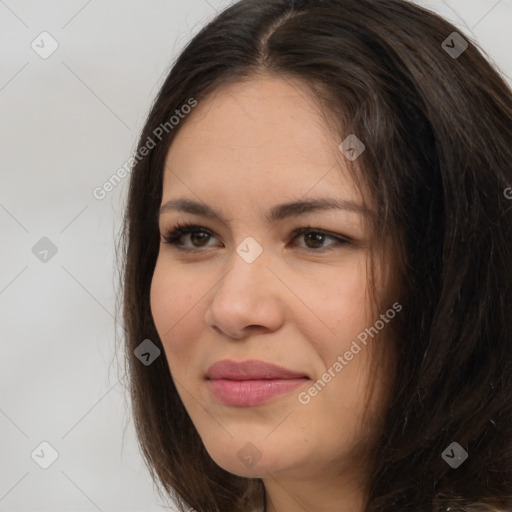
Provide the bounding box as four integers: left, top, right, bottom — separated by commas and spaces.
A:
206, 359, 309, 380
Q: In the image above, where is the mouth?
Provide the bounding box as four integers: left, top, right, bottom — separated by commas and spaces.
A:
205, 359, 310, 407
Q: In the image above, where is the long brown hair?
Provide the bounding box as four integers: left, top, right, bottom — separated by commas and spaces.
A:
117, 0, 512, 510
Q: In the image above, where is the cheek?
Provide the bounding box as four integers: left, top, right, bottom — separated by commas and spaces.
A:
298, 258, 370, 345
149, 259, 200, 363
150, 260, 174, 333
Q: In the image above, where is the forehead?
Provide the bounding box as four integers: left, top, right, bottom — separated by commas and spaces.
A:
162, 75, 362, 206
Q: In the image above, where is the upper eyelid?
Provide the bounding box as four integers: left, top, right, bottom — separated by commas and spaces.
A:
161, 224, 352, 246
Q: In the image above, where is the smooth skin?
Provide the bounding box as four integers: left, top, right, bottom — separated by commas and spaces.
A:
150, 74, 392, 512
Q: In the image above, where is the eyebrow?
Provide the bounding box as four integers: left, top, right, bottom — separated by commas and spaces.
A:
158, 197, 371, 225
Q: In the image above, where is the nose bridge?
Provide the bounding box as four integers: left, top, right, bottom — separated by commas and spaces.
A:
205, 239, 281, 337
217, 238, 269, 301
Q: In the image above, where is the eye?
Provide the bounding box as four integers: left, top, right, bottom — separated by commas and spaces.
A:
292, 226, 351, 251
161, 222, 217, 251
161, 222, 351, 253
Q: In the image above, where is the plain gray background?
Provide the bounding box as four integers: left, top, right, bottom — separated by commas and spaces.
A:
1, 1, 511, 510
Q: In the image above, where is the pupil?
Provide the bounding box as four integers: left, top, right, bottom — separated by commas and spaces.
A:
306, 232, 324, 248
192, 232, 209, 246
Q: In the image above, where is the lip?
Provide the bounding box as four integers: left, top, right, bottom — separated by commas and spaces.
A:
206, 359, 309, 380
206, 359, 310, 407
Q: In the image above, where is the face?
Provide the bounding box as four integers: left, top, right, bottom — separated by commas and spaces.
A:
150, 75, 391, 484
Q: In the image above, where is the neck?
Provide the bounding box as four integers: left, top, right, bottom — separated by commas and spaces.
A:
262, 468, 368, 512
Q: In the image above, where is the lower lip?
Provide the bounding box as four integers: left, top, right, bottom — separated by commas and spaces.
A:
208, 378, 309, 406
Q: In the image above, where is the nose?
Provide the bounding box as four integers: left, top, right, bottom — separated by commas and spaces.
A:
204, 247, 284, 340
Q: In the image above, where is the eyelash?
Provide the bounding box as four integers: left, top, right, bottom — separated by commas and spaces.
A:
161, 221, 351, 253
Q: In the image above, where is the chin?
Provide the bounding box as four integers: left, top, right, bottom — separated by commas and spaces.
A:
201, 434, 301, 479
208, 452, 279, 479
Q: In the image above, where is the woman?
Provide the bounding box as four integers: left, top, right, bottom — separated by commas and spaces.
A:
118, 0, 512, 510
